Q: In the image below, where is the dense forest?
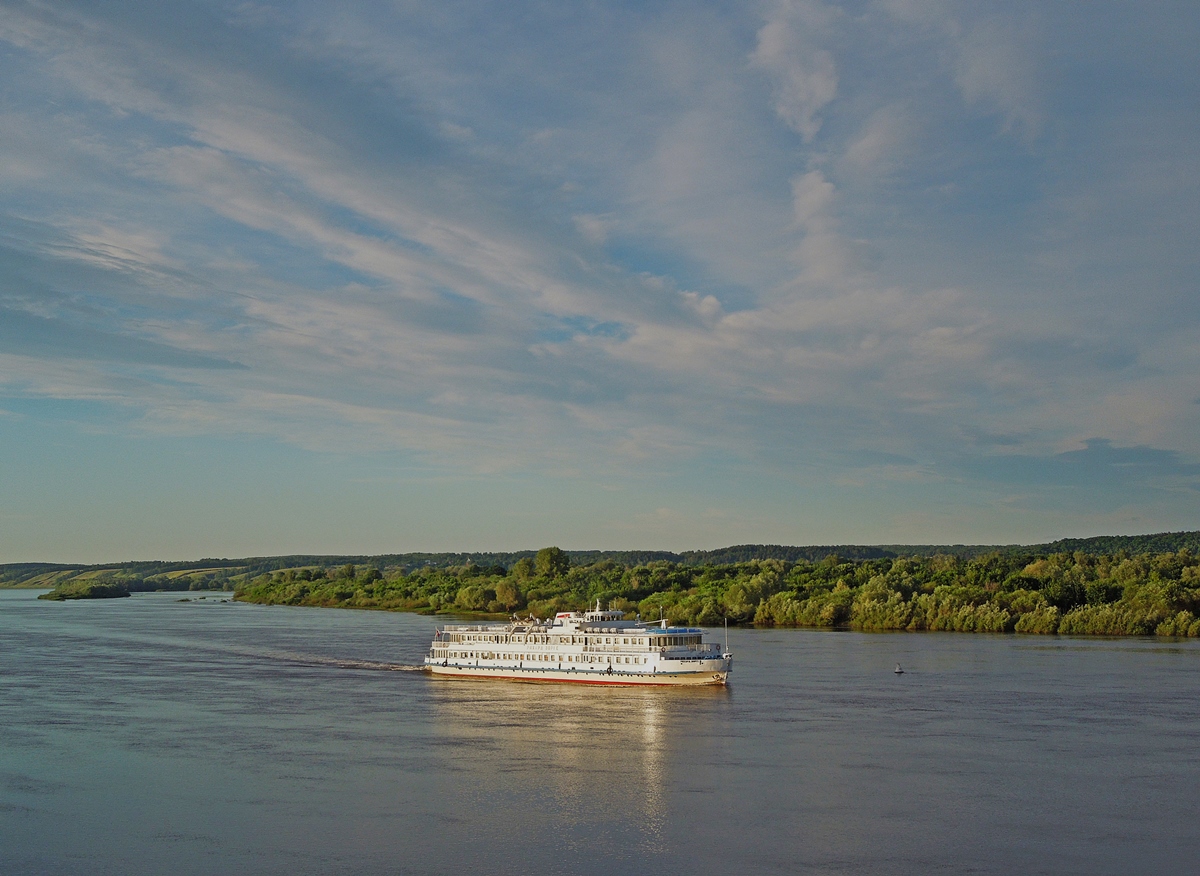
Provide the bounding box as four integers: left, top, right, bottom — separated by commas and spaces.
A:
232, 545, 1200, 637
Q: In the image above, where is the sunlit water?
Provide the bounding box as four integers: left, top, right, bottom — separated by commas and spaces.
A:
2, 589, 1198, 875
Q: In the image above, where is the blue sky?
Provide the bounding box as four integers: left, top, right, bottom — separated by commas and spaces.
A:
2, 1, 1198, 562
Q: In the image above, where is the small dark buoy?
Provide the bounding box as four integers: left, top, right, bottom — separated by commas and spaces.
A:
894, 664, 904, 674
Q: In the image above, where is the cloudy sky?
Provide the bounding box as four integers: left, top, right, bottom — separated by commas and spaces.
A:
2, 1, 1198, 562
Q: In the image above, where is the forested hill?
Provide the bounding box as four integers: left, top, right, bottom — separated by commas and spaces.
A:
4, 530, 1200, 588
1027, 531, 1200, 556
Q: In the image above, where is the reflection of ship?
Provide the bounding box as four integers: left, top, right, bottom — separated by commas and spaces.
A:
425, 676, 727, 854
425, 605, 732, 685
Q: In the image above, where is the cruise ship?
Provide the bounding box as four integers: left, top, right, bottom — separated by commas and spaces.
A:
424, 605, 732, 685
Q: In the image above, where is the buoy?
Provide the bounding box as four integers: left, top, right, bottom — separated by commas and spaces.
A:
894, 664, 904, 674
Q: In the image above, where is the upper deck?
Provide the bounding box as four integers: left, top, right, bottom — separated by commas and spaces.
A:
439, 608, 704, 638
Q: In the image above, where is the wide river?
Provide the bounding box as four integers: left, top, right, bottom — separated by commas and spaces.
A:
2, 589, 1198, 875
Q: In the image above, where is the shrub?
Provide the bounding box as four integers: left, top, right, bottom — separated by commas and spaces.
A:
1015, 606, 1061, 634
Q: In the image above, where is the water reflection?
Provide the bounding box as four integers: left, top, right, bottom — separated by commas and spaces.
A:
428, 679, 728, 855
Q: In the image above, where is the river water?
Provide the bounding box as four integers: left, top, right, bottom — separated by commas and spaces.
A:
2, 589, 1198, 875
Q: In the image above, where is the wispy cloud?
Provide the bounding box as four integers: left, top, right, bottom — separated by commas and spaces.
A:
0, 0, 1197, 555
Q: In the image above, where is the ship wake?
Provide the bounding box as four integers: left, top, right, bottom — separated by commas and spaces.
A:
221, 643, 428, 672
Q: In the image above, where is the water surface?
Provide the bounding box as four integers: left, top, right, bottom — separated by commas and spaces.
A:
2, 590, 1197, 874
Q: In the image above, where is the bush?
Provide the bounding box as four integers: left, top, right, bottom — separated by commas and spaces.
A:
1058, 605, 1159, 636
1015, 606, 1061, 634
1156, 611, 1200, 637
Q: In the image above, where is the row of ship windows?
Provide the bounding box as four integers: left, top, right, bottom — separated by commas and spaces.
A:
448, 635, 699, 647
446, 652, 648, 664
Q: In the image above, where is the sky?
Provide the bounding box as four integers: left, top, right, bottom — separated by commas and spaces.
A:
1, 0, 1199, 562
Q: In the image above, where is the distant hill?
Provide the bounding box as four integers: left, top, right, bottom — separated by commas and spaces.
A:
4, 530, 1198, 587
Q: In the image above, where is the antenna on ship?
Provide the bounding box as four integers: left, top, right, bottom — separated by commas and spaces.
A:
724, 617, 729, 654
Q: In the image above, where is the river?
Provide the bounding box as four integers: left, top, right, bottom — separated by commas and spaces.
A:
2, 589, 1198, 874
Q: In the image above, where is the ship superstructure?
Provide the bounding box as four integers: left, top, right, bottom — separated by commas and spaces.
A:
424, 605, 732, 685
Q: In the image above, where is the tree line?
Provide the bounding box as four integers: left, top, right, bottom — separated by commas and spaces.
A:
233, 546, 1200, 637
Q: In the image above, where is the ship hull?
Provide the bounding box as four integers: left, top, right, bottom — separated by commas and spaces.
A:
425, 663, 728, 685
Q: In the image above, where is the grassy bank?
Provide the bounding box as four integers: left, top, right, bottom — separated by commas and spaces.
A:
38, 580, 131, 600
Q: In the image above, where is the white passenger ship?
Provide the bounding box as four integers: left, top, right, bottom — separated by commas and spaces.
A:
424, 605, 732, 685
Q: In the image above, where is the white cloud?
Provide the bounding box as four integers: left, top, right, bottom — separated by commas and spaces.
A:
879, 1, 1043, 136
750, 1, 839, 142
839, 103, 915, 177
786, 169, 858, 286
572, 213, 616, 244
949, 16, 1043, 135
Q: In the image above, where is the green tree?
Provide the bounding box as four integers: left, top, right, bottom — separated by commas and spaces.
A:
494, 579, 524, 610
535, 547, 570, 578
